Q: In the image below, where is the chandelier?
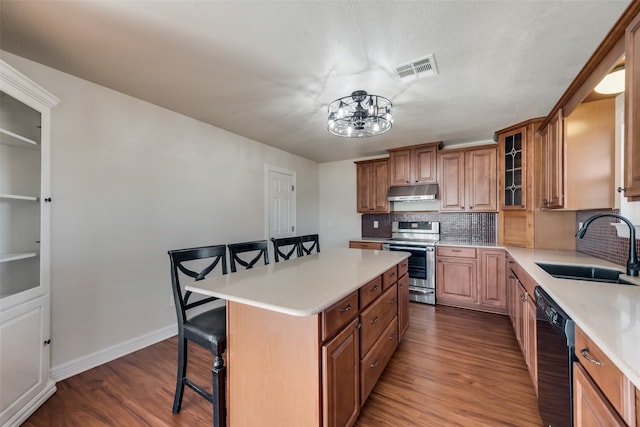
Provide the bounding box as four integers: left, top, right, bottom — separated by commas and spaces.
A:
327, 90, 393, 138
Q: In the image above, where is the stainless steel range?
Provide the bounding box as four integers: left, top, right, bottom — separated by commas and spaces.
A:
382, 221, 439, 304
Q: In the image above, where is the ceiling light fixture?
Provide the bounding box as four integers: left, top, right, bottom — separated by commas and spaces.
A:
327, 90, 393, 138
595, 67, 625, 94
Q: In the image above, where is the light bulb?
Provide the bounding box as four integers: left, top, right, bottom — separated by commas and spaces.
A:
595, 69, 625, 94
373, 122, 380, 132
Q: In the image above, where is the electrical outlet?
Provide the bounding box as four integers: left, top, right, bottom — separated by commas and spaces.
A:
169, 295, 175, 308
373, 221, 379, 228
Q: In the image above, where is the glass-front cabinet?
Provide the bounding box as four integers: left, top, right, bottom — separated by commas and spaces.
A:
503, 131, 523, 208
0, 59, 59, 426
0, 91, 43, 299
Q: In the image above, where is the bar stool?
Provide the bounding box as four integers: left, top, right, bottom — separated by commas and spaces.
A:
167, 245, 227, 427
299, 234, 320, 256
271, 237, 302, 262
228, 240, 270, 272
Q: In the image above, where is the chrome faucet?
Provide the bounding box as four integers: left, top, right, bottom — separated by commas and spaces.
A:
575, 213, 640, 277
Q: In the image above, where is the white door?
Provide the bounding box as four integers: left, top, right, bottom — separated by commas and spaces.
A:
267, 168, 296, 240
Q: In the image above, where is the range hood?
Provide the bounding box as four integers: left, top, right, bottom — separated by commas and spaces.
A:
387, 184, 438, 202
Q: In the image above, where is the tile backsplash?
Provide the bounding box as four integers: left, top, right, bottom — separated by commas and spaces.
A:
576, 209, 638, 268
362, 212, 497, 244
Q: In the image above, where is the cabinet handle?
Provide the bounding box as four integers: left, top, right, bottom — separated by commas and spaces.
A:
389, 272, 395, 277
370, 358, 380, 368
580, 348, 602, 366
43, 339, 51, 345
451, 249, 461, 252
389, 333, 397, 341
617, 187, 627, 193
389, 297, 397, 304
370, 285, 379, 292
339, 304, 352, 313
44, 197, 52, 203
370, 316, 379, 324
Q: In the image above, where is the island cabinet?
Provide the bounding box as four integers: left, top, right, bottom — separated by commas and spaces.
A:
214, 251, 409, 427
438, 145, 498, 212
506, 255, 537, 393
387, 142, 440, 186
355, 158, 389, 213
573, 325, 636, 426
436, 246, 506, 315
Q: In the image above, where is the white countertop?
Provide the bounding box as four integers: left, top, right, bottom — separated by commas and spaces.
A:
506, 246, 640, 389
186, 248, 409, 317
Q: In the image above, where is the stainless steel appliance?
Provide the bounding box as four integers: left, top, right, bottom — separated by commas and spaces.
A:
535, 286, 576, 427
382, 221, 439, 304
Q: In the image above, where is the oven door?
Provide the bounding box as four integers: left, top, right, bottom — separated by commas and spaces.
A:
383, 244, 435, 304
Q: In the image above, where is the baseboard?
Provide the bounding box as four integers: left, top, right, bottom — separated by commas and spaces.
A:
50, 324, 177, 382
4, 380, 56, 427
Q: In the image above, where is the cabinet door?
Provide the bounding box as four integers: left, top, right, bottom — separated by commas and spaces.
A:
466, 147, 497, 211
525, 295, 537, 392
439, 151, 465, 211
478, 249, 506, 313
500, 127, 526, 210
625, 14, 640, 199
397, 273, 409, 340
541, 109, 564, 208
356, 162, 373, 213
0, 295, 51, 425
371, 160, 389, 212
388, 149, 412, 186
412, 145, 437, 183
322, 318, 360, 427
436, 256, 477, 305
574, 362, 626, 427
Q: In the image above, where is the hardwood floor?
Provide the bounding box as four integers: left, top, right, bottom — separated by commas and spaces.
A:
24, 303, 542, 426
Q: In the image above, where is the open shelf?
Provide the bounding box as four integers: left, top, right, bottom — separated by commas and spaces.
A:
0, 127, 39, 148
0, 252, 38, 263
0, 193, 39, 201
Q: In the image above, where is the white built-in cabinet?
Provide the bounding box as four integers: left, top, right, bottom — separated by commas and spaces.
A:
0, 59, 59, 426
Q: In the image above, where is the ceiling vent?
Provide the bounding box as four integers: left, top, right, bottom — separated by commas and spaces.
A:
395, 54, 438, 80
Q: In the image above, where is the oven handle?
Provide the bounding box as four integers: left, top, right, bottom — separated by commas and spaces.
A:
384, 245, 431, 252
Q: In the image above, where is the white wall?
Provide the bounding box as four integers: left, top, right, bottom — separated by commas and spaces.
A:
318, 159, 362, 250
3, 52, 319, 375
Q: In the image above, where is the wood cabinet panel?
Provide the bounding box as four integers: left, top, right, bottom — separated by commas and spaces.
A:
478, 249, 507, 313
322, 318, 360, 427
574, 362, 626, 427
575, 326, 636, 425
349, 241, 383, 250
360, 316, 398, 404
439, 146, 497, 212
397, 273, 409, 340
388, 143, 438, 186
359, 276, 382, 309
322, 292, 359, 341
436, 256, 477, 305
625, 13, 640, 199
540, 109, 564, 208
355, 159, 389, 213
382, 265, 398, 290
438, 246, 476, 258
359, 284, 397, 356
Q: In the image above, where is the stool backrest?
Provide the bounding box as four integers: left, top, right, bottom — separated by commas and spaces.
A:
271, 237, 302, 262
299, 234, 320, 256
228, 240, 270, 272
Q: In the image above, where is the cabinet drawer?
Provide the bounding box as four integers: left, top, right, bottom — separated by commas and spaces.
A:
575, 326, 635, 424
382, 265, 398, 289
349, 241, 382, 250
360, 316, 398, 404
437, 246, 476, 258
360, 284, 398, 356
359, 276, 382, 309
397, 259, 409, 278
322, 292, 359, 342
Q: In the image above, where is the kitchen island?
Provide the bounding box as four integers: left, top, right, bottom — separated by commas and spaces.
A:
186, 248, 410, 427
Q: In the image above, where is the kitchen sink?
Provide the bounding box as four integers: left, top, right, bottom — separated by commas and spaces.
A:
535, 263, 637, 285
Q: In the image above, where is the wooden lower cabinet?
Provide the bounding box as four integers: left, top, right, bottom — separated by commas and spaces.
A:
506, 255, 537, 392
360, 317, 398, 403
574, 362, 626, 427
397, 272, 409, 339
436, 246, 506, 314
322, 318, 360, 427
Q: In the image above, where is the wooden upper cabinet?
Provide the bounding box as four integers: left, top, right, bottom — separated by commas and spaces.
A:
388, 142, 439, 186
355, 159, 389, 213
625, 13, 640, 200
540, 109, 565, 209
439, 146, 498, 212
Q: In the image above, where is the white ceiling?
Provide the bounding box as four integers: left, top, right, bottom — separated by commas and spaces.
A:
0, 1, 631, 163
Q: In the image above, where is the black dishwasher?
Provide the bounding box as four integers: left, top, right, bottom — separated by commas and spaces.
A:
535, 286, 576, 427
